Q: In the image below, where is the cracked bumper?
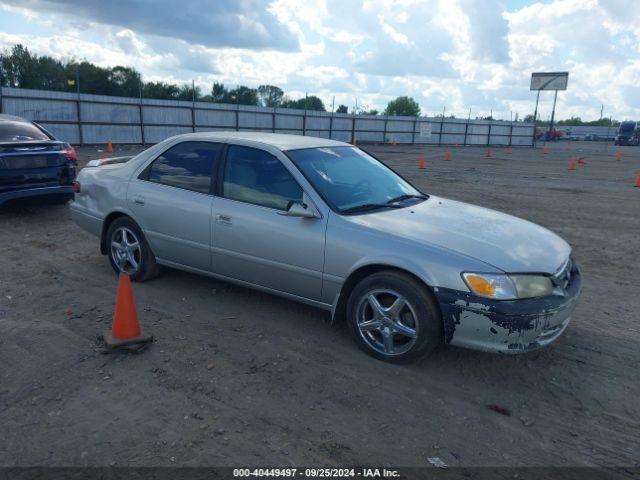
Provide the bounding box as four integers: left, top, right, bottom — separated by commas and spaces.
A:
435, 265, 582, 353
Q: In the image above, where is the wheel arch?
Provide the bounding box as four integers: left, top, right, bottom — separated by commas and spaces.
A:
331, 263, 440, 325
100, 210, 136, 254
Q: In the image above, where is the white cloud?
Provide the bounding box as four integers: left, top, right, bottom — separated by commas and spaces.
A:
1, 0, 640, 119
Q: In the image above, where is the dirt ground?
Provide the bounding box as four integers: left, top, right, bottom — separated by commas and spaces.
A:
0, 140, 638, 470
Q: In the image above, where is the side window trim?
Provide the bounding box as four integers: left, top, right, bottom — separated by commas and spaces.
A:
217, 143, 305, 212
138, 141, 222, 195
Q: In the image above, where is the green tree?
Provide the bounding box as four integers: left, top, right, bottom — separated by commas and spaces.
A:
143, 81, 179, 99
257, 84, 284, 107
211, 82, 227, 102
226, 85, 258, 105
109, 66, 141, 97
336, 104, 348, 114
281, 95, 325, 111
384, 96, 420, 117
176, 83, 201, 101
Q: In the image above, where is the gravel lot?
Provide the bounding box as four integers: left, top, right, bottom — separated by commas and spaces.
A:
0, 141, 638, 469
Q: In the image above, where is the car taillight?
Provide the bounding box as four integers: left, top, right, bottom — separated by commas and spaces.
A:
62, 145, 77, 160
72, 181, 81, 193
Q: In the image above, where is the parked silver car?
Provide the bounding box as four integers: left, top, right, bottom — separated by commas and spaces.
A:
70, 132, 582, 362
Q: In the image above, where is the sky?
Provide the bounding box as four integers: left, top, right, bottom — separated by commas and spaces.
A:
0, 0, 639, 121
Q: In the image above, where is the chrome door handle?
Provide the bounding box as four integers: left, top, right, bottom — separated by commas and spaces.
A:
134, 197, 145, 206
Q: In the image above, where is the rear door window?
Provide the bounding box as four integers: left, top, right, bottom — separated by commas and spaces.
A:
222, 145, 303, 210
0, 121, 51, 142
144, 141, 220, 194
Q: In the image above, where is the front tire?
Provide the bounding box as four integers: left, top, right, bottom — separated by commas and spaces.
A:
346, 271, 442, 363
106, 217, 160, 282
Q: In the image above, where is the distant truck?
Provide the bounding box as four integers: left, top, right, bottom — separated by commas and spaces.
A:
615, 121, 639, 146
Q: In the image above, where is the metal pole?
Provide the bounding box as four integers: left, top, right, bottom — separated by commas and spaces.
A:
139, 77, 145, 146
509, 111, 513, 147
191, 79, 196, 133
76, 65, 83, 146
549, 90, 558, 136
411, 117, 416, 144
329, 95, 335, 139
439, 106, 445, 145
272, 106, 276, 133
532, 90, 540, 147
351, 116, 355, 144
463, 108, 470, 146
235, 84, 239, 132
533, 90, 540, 124
383, 115, 388, 143
487, 109, 493, 146
303, 92, 307, 136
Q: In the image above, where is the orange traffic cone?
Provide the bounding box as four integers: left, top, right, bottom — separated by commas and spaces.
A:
616, 151, 623, 161
392, 138, 397, 146
103, 273, 153, 350
107, 140, 113, 153
578, 157, 586, 165
634, 173, 640, 187
99, 152, 105, 159
569, 159, 576, 171
485, 148, 492, 158
543, 145, 549, 154
506, 146, 513, 154
419, 155, 426, 169
444, 150, 451, 161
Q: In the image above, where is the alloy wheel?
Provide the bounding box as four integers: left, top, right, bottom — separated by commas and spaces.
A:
356, 288, 418, 356
110, 227, 142, 275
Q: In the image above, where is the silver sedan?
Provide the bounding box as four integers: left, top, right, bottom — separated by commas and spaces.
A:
70, 132, 582, 363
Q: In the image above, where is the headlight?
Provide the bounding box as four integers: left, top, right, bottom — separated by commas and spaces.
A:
510, 275, 554, 299
462, 273, 554, 300
462, 273, 518, 300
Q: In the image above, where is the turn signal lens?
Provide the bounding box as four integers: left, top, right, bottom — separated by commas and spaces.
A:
464, 274, 495, 295
72, 181, 81, 193
462, 272, 518, 300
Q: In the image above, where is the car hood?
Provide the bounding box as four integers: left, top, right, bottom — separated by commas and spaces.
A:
345, 196, 570, 274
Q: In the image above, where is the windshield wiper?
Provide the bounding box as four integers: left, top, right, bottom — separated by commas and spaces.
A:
386, 193, 428, 205
341, 203, 405, 214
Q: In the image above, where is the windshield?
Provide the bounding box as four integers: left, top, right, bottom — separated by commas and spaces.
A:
287, 146, 424, 213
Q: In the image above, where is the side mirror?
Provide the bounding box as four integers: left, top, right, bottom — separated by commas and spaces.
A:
279, 202, 319, 219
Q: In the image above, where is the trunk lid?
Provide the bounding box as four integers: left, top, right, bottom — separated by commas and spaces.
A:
0, 141, 74, 192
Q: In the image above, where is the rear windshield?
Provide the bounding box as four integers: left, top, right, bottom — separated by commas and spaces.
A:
0, 121, 50, 142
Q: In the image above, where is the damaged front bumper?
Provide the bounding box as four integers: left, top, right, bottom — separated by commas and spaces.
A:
436, 264, 582, 353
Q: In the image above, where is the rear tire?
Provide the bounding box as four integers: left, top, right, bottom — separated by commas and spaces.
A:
346, 271, 442, 363
105, 217, 161, 282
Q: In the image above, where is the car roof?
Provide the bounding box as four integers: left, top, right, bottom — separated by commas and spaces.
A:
172, 131, 350, 151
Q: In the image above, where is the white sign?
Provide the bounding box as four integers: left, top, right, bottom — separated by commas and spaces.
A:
530, 72, 569, 91
419, 123, 431, 138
